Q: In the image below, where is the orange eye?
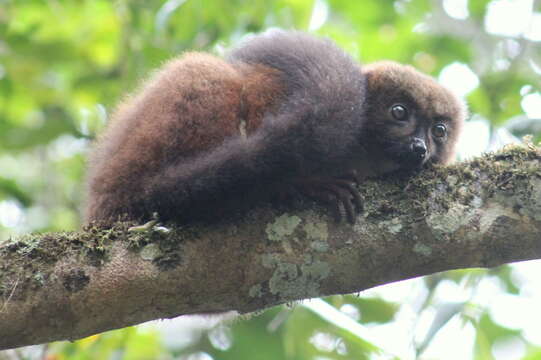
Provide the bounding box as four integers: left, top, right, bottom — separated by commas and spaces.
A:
433, 124, 447, 138
390, 104, 408, 121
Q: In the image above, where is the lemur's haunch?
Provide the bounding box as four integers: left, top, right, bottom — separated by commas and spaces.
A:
85, 31, 465, 225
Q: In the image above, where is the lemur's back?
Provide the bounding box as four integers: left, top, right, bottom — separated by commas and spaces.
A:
85, 31, 367, 225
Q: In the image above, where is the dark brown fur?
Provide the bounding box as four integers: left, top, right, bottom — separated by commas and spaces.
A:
84, 31, 465, 225
362, 61, 464, 165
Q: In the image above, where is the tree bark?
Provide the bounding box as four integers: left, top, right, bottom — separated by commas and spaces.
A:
0, 145, 540, 350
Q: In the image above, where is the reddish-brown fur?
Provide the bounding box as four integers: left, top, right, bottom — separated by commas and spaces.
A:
85, 54, 286, 222
85, 31, 465, 225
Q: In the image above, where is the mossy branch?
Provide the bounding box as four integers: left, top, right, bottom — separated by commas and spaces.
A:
1, 145, 540, 350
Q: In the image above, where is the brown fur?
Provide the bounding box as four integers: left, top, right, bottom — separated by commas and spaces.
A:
85, 54, 286, 222
84, 31, 465, 225
363, 61, 465, 165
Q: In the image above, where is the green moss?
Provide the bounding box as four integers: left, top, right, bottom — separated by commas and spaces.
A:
0, 221, 137, 299
261, 253, 282, 268
249, 283, 263, 298
527, 178, 541, 222
267, 260, 330, 299
33, 271, 46, 286
265, 214, 302, 242
303, 220, 328, 242
0, 145, 538, 301
427, 204, 475, 239
479, 201, 522, 233
413, 243, 433, 257
140, 243, 163, 261
260, 252, 331, 300
446, 175, 459, 186
300, 260, 331, 284
303, 220, 329, 252
398, 144, 540, 238
378, 217, 403, 234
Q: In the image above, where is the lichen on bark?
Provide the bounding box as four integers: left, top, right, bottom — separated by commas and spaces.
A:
0, 144, 540, 350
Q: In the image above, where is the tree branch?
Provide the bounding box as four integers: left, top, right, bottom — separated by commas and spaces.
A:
1, 145, 540, 350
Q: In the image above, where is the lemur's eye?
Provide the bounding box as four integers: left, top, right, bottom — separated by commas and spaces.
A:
433, 124, 447, 138
390, 104, 408, 121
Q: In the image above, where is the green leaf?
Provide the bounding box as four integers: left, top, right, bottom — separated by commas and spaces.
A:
477, 312, 522, 344
488, 265, 521, 295
0, 106, 79, 150
0, 177, 33, 207
343, 295, 399, 324
469, 0, 492, 19
207, 308, 289, 360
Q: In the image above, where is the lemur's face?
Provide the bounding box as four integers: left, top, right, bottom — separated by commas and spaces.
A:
363, 61, 466, 170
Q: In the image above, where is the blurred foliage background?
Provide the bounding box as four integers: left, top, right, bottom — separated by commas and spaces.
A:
0, 0, 540, 359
